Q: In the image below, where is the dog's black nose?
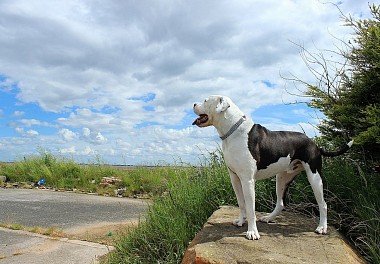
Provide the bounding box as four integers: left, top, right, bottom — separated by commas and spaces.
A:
193, 103, 197, 107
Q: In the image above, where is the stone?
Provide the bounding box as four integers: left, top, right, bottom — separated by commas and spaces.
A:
100, 176, 121, 187
182, 206, 365, 264
0, 175, 6, 182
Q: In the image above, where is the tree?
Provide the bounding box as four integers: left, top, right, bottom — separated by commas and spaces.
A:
293, 4, 380, 162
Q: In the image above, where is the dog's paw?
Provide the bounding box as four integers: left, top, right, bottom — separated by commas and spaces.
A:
246, 229, 260, 240
259, 215, 274, 223
315, 225, 327, 235
232, 217, 246, 227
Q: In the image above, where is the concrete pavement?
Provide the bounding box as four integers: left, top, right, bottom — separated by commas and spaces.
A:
0, 189, 149, 263
0, 227, 111, 264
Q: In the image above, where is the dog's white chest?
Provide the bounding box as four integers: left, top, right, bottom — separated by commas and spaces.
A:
222, 132, 256, 175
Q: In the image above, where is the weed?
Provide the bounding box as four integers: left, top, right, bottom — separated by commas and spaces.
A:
0, 223, 64, 237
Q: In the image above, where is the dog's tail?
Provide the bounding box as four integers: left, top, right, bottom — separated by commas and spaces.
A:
320, 140, 354, 157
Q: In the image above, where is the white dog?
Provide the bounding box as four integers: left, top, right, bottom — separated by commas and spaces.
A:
193, 95, 353, 240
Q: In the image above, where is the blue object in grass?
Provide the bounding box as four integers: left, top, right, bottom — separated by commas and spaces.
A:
37, 178, 46, 186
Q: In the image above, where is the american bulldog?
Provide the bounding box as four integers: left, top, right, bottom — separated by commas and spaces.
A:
192, 95, 353, 240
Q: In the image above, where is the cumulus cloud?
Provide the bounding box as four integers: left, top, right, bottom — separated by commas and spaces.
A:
58, 128, 77, 141
81, 127, 108, 145
81, 146, 96, 155
0, 0, 372, 163
13, 111, 24, 117
0, 1, 369, 113
0, 76, 17, 92
59, 146, 76, 154
19, 119, 53, 127
15, 127, 39, 137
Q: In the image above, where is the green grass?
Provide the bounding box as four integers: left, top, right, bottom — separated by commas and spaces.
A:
1, 151, 377, 263
106, 153, 236, 264
0, 152, 179, 197
0, 222, 64, 237
105, 154, 379, 264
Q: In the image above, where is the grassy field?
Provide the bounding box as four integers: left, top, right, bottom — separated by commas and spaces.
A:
0, 153, 180, 197
0, 152, 378, 263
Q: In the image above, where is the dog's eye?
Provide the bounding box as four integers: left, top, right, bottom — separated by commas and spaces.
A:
204, 99, 208, 102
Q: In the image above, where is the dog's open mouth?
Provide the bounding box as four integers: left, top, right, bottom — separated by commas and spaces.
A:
192, 114, 209, 126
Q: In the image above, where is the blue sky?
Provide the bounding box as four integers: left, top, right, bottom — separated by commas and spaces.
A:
0, 1, 371, 164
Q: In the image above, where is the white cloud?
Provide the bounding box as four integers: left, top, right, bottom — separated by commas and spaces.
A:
0, 0, 369, 113
19, 119, 52, 127
58, 109, 118, 130
15, 127, 39, 137
58, 128, 77, 141
13, 110, 24, 117
94, 132, 107, 144
26, 129, 39, 137
81, 127, 108, 145
80, 146, 96, 155
0, 1, 372, 164
0, 76, 17, 92
82, 127, 91, 137
59, 146, 76, 154
14, 127, 23, 134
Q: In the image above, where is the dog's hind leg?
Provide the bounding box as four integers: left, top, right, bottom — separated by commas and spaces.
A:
303, 162, 328, 234
228, 169, 246, 226
259, 171, 299, 223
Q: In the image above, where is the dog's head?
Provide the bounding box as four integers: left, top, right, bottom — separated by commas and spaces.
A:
192, 95, 231, 127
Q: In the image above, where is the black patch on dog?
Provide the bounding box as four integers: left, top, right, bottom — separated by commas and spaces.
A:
247, 124, 322, 174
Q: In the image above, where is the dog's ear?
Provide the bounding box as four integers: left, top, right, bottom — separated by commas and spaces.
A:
215, 96, 230, 113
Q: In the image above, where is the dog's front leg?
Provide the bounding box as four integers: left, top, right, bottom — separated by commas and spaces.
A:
241, 177, 260, 240
228, 169, 246, 226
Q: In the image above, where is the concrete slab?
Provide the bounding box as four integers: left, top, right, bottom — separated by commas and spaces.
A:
182, 206, 365, 264
0, 228, 112, 264
0, 189, 149, 263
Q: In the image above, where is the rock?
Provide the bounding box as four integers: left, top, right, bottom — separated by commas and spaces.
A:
20, 182, 33, 189
100, 176, 121, 187
182, 206, 365, 264
0, 175, 6, 182
114, 187, 126, 197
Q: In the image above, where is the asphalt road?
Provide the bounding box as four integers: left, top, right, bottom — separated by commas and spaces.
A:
0, 189, 148, 229
0, 189, 149, 264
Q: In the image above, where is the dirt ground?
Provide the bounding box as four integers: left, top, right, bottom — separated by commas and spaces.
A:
63, 220, 140, 245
